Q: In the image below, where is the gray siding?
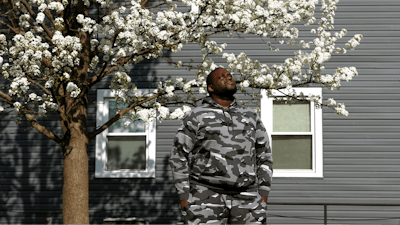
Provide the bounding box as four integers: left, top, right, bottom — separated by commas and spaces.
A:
1, 0, 399, 224
267, 1, 400, 224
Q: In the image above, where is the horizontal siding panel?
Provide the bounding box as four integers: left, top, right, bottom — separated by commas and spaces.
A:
271, 191, 398, 198
273, 178, 400, 185
338, 1, 400, 6
324, 152, 400, 158
323, 113, 400, 119
322, 172, 400, 178
323, 95, 400, 101
268, 197, 400, 205
323, 139, 400, 145
273, 184, 400, 191
324, 87, 400, 93
324, 158, 400, 165
325, 165, 400, 172
324, 126, 400, 132
323, 133, 399, 139
323, 119, 400, 126
324, 146, 399, 152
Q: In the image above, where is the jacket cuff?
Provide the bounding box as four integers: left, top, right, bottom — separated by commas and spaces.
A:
258, 189, 270, 198
179, 192, 189, 201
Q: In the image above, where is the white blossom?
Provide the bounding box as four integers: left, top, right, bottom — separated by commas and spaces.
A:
13, 102, 22, 112
137, 108, 156, 124
170, 108, 184, 120
0, 0, 362, 122
165, 85, 175, 97
157, 106, 170, 120
335, 103, 349, 116
326, 98, 336, 107
124, 121, 131, 127
36, 12, 45, 24
239, 80, 250, 89
66, 82, 81, 98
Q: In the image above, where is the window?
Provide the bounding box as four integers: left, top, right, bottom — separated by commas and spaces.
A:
95, 89, 156, 178
261, 88, 323, 178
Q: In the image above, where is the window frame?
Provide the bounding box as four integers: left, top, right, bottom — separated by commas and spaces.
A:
261, 88, 323, 178
95, 89, 156, 178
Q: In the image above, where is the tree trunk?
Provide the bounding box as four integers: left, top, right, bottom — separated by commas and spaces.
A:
62, 117, 90, 223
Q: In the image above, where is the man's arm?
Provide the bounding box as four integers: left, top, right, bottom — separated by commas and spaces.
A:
255, 114, 273, 201
180, 199, 188, 209
261, 196, 268, 204
169, 111, 198, 205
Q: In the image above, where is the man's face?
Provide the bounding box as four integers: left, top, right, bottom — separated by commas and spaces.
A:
208, 68, 237, 96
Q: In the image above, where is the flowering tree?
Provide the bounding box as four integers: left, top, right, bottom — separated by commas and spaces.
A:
0, 0, 361, 223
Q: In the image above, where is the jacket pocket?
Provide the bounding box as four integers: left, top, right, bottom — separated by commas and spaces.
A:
190, 147, 210, 175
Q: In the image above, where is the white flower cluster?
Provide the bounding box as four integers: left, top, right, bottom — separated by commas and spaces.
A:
170, 105, 191, 120
326, 98, 336, 107
0, 0, 362, 121
66, 82, 81, 98
334, 103, 349, 117
38, 94, 59, 117
51, 31, 82, 73
136, 107, 156, 124
36, 12, 45, 24
345, 34, 363, 50
76, 14, 98, 33
9, 77, 30, 96
317, 66, 358, 90
155, 102, 170, 121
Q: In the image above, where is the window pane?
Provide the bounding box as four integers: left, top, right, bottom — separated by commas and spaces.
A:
108, 101, 145, 133
106, 136, 147, 171
273, 101, 310, 132
272, 135, 312, 169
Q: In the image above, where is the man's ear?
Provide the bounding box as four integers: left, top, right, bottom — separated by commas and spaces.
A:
207, 85, 214, 93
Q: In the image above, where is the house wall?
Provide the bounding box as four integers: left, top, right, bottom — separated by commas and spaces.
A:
0, 0, 399, 224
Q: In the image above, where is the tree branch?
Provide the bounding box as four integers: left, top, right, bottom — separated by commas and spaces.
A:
88, 48, 152, 88
0, 19, 20, 35
26, 77, 52, 96
104, 3, 132, 16
22, 109, 64, 145
144, 1, 168, 9
88, 90, 166, 140
0, 90, 63, 145
19, 0, 54, 39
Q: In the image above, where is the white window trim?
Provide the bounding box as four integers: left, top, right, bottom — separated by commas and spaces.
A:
95, 89, 156, 178
261, 88, 323, 178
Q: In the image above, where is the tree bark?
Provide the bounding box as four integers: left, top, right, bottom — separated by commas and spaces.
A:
61, 98, 90, 223
62, 126, 89, 224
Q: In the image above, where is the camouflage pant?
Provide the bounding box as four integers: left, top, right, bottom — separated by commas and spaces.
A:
181, 184, 267, 224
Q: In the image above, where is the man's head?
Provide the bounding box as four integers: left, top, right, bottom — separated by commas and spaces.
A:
206, 68, 237, 97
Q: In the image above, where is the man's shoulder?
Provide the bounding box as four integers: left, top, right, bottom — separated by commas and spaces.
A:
189, 103, 217, 116
234, 104, 258, 114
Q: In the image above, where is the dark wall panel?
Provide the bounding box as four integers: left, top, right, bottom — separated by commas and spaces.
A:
1, 0, 399, 224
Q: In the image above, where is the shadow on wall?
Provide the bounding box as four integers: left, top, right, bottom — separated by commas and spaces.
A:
0, 9, 185, 222
0, 59, 181, 224
89, 48, 183, 223
90, 156, 181, 224
0, 110, 64, 223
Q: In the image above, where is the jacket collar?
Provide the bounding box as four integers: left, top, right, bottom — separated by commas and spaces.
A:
202, 96, 237, 109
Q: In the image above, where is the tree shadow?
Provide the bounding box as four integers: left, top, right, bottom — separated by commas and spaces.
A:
88, 46, 183, 223
0, 111, 64, 223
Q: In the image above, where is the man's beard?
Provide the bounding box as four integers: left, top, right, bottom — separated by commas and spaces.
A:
222, 85, 237, 97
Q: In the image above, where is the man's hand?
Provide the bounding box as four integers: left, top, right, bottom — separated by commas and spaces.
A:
261, 196, 268, 204
180, 199, 188, 209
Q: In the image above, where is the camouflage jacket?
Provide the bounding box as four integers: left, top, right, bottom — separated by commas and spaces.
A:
169, 96, 273, 200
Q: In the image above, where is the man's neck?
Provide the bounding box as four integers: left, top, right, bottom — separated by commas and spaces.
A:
211, 95, 234, 108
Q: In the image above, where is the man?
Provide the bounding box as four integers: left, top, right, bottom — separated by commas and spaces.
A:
169, 68, 273, 224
